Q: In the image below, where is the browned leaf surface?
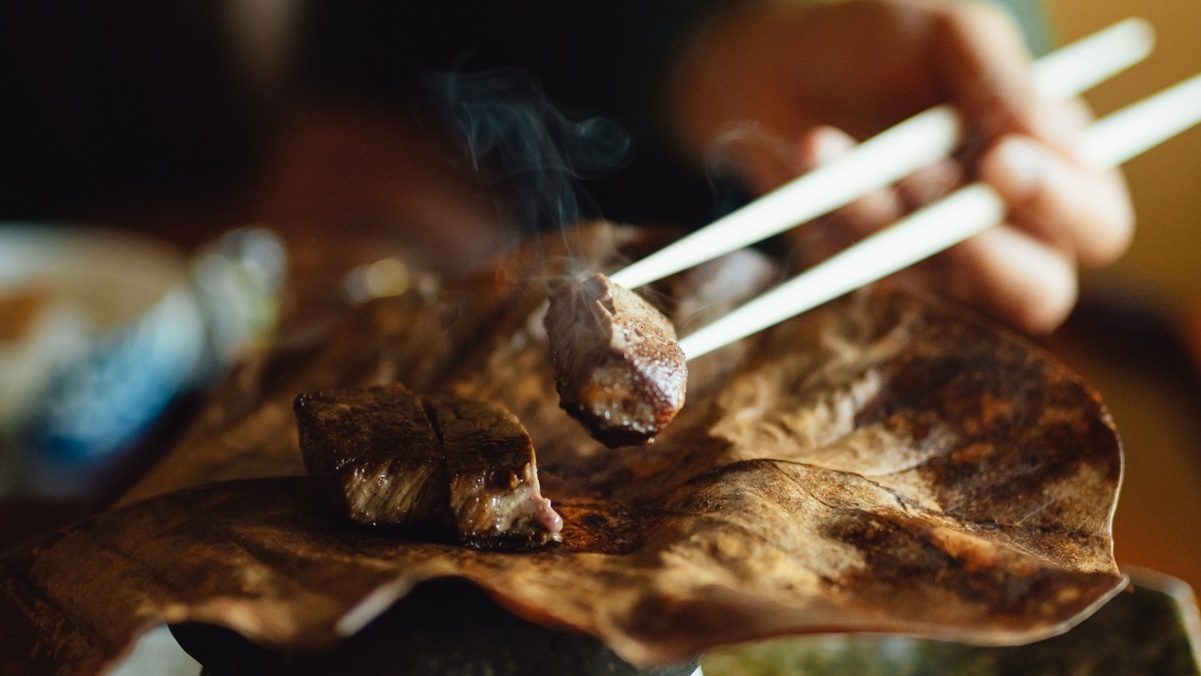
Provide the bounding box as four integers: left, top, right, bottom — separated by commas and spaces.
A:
0, 223, 1125, 674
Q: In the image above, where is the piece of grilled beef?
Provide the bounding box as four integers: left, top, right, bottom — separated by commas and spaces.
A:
295, 384, 447, 529
425, 395, 563, 549
544, 272, 687, 448
294, 384, 562, 549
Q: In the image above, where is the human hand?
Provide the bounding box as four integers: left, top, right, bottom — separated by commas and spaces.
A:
666, 0, 1134, 333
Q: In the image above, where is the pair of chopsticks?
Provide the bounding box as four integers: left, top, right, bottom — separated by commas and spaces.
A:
607, 19, 1201, 360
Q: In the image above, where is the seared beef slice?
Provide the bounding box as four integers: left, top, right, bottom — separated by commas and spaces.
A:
545, 272, 687, 447
425, 396, 562, 549
295, 384, 562, 548
295, 385, 447, 528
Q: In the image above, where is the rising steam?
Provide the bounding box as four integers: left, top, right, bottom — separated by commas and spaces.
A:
425, 69, 630, 237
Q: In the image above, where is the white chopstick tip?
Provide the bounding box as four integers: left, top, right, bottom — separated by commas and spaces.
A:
1106, 17, 1156, 55
1032, 17, 1154, 100
1082, 71, 1201, 169
1120, 17, 1157, 55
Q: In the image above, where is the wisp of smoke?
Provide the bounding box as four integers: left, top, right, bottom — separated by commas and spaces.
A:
424, 68, 630, 239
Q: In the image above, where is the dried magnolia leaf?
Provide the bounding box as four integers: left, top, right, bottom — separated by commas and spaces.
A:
0, 223, 1124, 674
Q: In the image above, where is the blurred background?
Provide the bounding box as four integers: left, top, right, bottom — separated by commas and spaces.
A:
1042, 0, 1201, 600
0, 0, 1199, 601
1048, 0, 1201, 309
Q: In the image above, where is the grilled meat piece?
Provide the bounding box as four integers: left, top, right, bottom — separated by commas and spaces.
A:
295, 384, 562, 549
545, 272, 687, 447
426, 395, 563, 549
295, 385, 447, 529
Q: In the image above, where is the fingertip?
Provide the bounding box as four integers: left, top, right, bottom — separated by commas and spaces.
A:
1010, 265, 1077, 334
949, 227, 1079, 334
1029, 98, 1091, 155
1092, 211, 1135, 265
980, 135, 1136, 266
1080, 170, 1136, 266
997, 238, 1078, 334
979, 136, 1045, 201
795, 125, 856, 171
